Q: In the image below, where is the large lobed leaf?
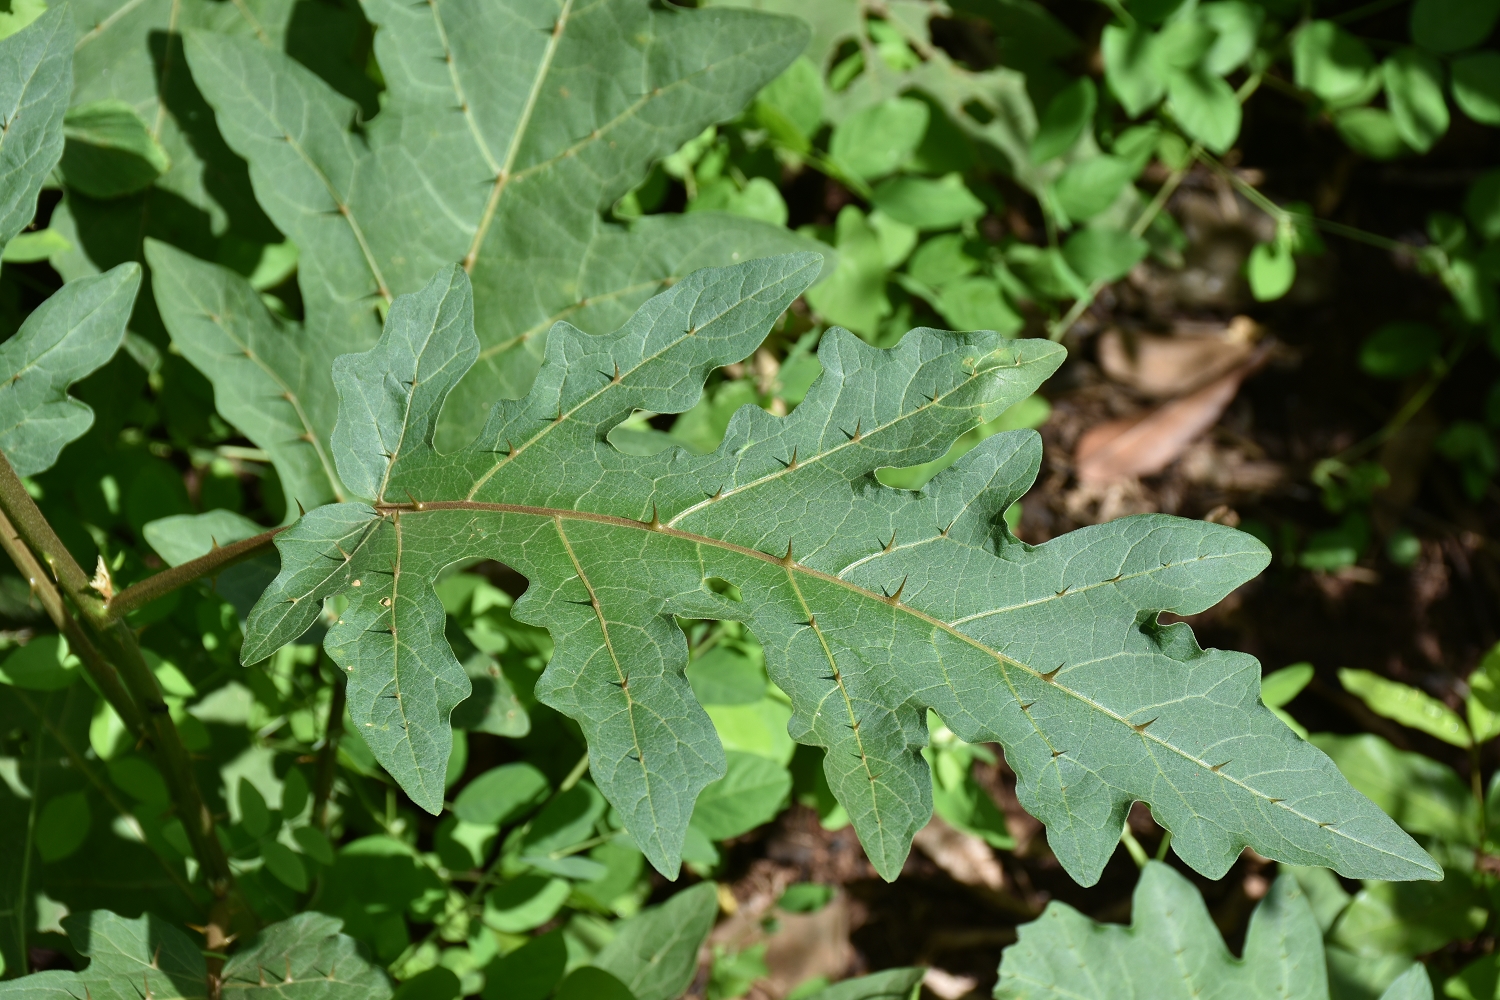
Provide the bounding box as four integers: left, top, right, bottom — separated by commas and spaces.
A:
244, 254, 1436, 887
157, 0, 828, 513
995, 860, 1432, 1000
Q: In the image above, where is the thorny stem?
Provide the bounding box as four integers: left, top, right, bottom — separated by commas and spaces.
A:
0, 505, 145, 737
0, 450, 242, 940
106, 526, 286, 618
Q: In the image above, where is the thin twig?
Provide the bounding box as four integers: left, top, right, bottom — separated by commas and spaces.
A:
107, 526, 286, 618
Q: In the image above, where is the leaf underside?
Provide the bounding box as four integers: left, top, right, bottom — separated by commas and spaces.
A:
245, 254, 1436, 887
164, 0, 826, 513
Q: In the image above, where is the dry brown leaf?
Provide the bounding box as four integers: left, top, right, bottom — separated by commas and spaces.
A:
1074, 359, 1262, 483
1097, 316, 1260, 398
912, 816, 1005, 891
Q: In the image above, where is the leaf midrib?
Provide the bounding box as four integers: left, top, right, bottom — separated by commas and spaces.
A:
370, 498, 1417, 868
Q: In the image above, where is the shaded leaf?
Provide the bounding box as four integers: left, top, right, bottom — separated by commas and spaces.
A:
60, 99, 171, 199
0, 263, 140, 477
593, 881, 719, 1000
0, 910, 207, 1000
1339, 668, 1471, 748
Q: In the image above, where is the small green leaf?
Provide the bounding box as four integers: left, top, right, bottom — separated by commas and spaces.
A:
292, 825, 335, 866
522, 783, 607, 857
239, 776, 273, 837
1339, 668, 1472, 747
1, 227, 70, 263
108, 757, 170, 806
1375, 964, 1433, 1000
0, 634, 80, 691
996, 862, 1326, 998
690, 751, 792, 840
36, 791, 91, 862
1331, 874, 1487, 959
798, 968, 926, 1000
144, 510, 267, 566
1063, 227, 1149, 284
1167, 67, 1242, 154
1030, 78, 1096, 163
594, 881, 719, 1000
1359, 323, 1441, 379
1247, 241, 1296, 301
451, 763, 550, 826
778, 882, 835, 913
1198, 1, 1264, 76
1261, 663, 1314, 710
1293, 22, 1375, 103
1384, 49, 1449, 154
1053, 155, 1135, 221
828, 98, 930, 180
222, 912, 394, 999
1332, 106, 1407, 158
393, 968, 461, 1000
756, 57, 824, 145
805, 207, 891, 337
1151, 19, 1217, 72
0, 263, 141, 477
556, 968, 635, 1000
483, 876, 571, 933
261, 839, 309, 892
871, 174, 986, 231
480, 930, 566, 1000
60, 100, 172, 199
1102, 24, 1166, 117
0, 6, 71, 257
932, 276, 1023, 335
1453, 51, 1500, 126
1311, 733, 1480, 845
1410, 0, 1500, 54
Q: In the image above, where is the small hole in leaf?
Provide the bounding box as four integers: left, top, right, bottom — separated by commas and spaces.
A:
704, 577, 742, 601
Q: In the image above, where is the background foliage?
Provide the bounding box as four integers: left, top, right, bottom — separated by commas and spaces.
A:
1, 0, 1500, 997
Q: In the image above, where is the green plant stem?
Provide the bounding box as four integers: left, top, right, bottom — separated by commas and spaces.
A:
313, 665, 346, 832
106, 525, 286, 618
1120, 824, 1149, 869
0, 450, 241, 934
1155, 830, 1173, 862
0, 505, 145, 738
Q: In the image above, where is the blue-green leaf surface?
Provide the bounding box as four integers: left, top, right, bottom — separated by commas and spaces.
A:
245, 255, 1436, 888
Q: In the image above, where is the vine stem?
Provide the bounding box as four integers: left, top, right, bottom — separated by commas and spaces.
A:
0, 451, 243, 943
313, 663, 346, 832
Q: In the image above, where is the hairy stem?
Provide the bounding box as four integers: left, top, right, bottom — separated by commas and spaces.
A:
106, 525, 286, 619
0, 506, 146, 738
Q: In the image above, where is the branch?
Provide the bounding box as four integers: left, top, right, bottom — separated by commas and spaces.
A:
107, 525, 286, 618
0, 506, 146, 737
0, 449, 243, 917
0, 452, 96, 613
